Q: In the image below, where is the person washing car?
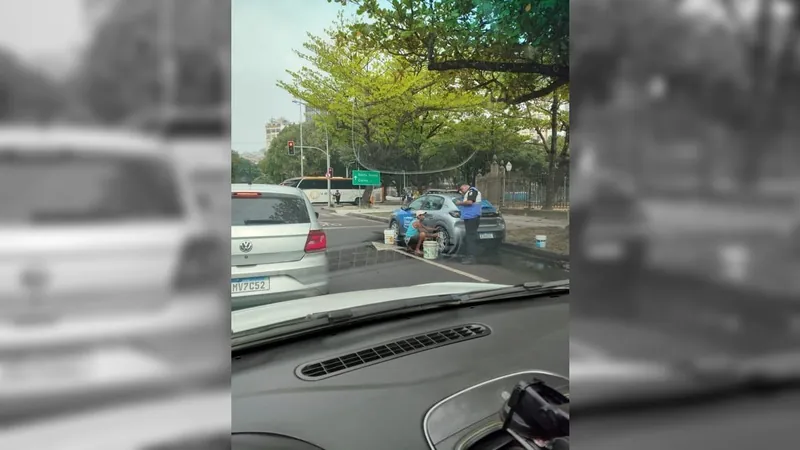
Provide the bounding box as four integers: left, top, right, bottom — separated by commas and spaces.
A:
405, 210, 438, 256
455, 184, 482, 264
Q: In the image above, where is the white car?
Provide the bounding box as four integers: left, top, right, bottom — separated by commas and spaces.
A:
0, 388, 230, 450
0, 124, 228, 419
231, 183, 330, 310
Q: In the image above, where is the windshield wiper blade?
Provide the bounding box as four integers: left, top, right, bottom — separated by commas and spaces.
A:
232, 281, 568, 352
455, 280, 569, 303
243, 219, 284, 225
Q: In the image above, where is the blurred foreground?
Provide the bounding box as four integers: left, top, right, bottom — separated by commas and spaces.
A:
0, 0, 230, 447
572, 0, 800, 447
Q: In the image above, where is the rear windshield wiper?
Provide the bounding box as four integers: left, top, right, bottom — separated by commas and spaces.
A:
232, 281, 568, 352
242, 219, 287, 225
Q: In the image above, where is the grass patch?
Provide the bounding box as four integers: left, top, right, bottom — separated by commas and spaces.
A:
505, 226, 569, 255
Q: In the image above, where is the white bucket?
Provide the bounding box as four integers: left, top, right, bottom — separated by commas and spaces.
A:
535, 235, 547, 249
423, 240, 439, 260
383, 229, 397, 245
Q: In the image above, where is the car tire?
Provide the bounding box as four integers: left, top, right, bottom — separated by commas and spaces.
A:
389, 220, 403, 246
353, 197, 360, 206
435, 226, 454, 254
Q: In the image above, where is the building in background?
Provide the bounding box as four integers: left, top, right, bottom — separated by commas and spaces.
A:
265, 117, 291, 149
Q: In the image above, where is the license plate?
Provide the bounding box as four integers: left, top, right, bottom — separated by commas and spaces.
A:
587, 242, 624, 260
231, 277, 269, 294
479, 233, 494, 239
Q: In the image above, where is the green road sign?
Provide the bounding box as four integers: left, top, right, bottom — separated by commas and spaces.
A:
352, 170, 381, 186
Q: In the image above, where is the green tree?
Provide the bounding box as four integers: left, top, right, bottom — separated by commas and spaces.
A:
0, 50, 73, 121
425, 109, 529, 186
279, 19, 486, 180
524, 87, 569, 208
337, 0, 569, 104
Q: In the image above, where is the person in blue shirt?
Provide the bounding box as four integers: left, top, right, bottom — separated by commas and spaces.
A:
405, 210, 438, 256
455, 184, 482, 264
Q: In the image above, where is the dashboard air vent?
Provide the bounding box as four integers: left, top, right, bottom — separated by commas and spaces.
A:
296, 323, 490, 380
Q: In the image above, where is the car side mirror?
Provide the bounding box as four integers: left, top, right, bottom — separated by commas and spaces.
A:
315, 212, 319, 218
401, 206, 409, 211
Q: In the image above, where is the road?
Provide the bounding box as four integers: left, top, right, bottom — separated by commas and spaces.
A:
316, 207, 568, 293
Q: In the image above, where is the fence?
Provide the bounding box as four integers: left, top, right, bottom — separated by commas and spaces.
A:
475, 162, 569, 210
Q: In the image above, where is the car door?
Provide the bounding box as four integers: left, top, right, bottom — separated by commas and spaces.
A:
423, 195, 447, 227
397, 197, 426, 235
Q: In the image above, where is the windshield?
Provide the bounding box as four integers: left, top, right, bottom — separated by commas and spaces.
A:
229, 2, 569, 341
0, 151, 184, 224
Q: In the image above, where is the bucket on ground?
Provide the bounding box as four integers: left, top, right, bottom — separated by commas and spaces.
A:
383, 229, 397, 245
423, 240, 439, 260
535, 235, 547, 249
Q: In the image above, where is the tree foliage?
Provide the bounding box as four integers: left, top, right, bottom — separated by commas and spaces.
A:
76, 0, 229, 123
278, 19, 486, 176
335, 0, 569, 104
0, 50, 77, 121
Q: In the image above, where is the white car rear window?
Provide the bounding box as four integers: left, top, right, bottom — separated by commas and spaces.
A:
231, 193, 310, 226
0, 150, 183, 224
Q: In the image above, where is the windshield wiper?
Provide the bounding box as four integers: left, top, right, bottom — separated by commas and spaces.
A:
232, 280, 568, 352
243, 219, 285, 225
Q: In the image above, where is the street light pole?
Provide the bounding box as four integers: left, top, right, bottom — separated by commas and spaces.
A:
325, 126, 332, 207
293, 100, 304, 177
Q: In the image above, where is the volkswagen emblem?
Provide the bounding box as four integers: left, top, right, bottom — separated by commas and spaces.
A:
239, 241, 253, 253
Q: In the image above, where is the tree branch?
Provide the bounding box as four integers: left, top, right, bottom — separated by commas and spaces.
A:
499, 78, 568, 104
428, 59, 569, 79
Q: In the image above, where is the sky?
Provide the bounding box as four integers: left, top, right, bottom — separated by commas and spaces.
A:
231, 0, 359, 152
0, 0, 90, 76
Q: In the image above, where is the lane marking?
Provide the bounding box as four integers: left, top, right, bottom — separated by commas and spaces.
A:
368, 241, 489, 282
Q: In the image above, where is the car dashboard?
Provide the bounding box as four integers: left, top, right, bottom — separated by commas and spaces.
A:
232, 296, 568, 450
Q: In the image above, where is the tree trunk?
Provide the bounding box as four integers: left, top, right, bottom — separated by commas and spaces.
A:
360, 186, 374, 207
544, 92, 560, 210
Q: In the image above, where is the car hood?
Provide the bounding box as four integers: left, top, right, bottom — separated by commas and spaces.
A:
232, 282, 509, 334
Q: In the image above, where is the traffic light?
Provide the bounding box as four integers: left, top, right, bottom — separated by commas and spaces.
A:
288, 140, 295, 155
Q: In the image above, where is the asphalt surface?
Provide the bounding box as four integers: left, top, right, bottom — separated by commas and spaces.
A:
316, 208, 568, 293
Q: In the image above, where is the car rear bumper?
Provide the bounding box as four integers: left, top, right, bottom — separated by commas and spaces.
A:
451, 224, 507, 244
230, 252, 330, 310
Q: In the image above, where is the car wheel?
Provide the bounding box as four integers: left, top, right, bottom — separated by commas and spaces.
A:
389, 220, 402, 245
353, 197, 360, 206
435, 226, 453, 254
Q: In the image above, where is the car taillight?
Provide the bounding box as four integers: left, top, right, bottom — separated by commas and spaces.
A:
173, 235, 226, 292
305, 229, 327, 252
449, 211, 461, 218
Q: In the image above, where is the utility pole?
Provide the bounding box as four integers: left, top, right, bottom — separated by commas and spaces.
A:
158, 0, 176, 123
293, 100, 304, 177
